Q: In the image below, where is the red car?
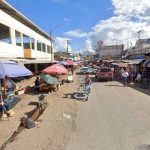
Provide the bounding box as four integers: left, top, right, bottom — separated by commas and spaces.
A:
95, 67, 113, 81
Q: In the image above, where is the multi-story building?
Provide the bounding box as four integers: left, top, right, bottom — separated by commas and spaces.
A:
0, 1, 53, 73
124, 39, 150, 59
98, 44, 124, 60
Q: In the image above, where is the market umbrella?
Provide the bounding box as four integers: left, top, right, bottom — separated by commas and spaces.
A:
57, 61, 68, 66
42, 64, 68, 75
66, 60, 73, 65
0, 60, 32, 113
40, 74, 58, 84
0, 60, 32, 79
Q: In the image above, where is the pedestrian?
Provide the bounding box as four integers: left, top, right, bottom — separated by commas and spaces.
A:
122, 69, 129, 86
34, 76, 41, 91
71, 67, 74, 75
84, 74, 92, 93
5, 76, 16, 92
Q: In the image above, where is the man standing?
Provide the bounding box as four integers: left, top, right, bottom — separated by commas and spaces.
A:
84, 75, 92, 93
5, 76, 16, 92
122, 69, 129, 86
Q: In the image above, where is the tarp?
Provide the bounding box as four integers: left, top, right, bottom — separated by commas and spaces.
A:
143, 59, 150, 67
57, 61, 68, 65
128, 59, 143, 65
0, 60, 32, 79
118, 63, 128, 68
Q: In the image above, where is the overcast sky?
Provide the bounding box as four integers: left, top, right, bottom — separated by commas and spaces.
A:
6, 0, 150, 53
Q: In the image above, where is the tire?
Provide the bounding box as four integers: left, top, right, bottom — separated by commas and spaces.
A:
74, 93, 88, 100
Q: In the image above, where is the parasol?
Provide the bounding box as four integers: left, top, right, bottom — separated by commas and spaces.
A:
42, 64, 68, 75
40, 74, 58, 84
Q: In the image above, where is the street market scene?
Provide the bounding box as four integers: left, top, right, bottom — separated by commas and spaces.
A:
0, 0, 150, 150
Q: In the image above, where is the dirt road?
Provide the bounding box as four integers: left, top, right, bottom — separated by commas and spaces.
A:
3, 76, 150, 150
66, 80, 150, 150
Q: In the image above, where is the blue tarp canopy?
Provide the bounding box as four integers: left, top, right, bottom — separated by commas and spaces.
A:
0, 60, 32, 79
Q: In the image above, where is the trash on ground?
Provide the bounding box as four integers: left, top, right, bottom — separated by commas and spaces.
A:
63, 113, 71, 119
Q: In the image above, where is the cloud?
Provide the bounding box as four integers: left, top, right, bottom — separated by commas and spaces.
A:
64, 29, 87, 38
85, 39, 94, 53
54, 37, 72, 52
87, 0, 150, 48
63, 18, 71, 22
51, 0, 69, 3
112, 0, 150, 17
57, 0, 150, 52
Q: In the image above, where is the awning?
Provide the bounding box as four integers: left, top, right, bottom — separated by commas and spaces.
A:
118, 63, 128, 68
143, 59, 150, 67
128, 59, 144, 65
0, 60, 32, 79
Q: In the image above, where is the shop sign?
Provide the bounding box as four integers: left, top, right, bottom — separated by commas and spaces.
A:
128, 47, 150, 55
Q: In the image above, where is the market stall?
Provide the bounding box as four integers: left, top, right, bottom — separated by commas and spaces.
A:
0, 60, 32, 116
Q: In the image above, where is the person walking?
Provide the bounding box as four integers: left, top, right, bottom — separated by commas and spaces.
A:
84, 74, 92, 93
122, 69, 129, 86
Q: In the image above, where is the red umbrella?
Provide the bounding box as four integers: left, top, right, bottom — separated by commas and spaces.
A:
42, 64, 68, 75
66, 60, 73, 65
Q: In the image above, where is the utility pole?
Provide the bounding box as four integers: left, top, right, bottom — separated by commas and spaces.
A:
137, 30, 142, 40
66, 40, 69, 53
66, 40, 72, 53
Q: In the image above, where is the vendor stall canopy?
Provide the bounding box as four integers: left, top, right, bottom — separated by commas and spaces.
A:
0, 60, 32, 79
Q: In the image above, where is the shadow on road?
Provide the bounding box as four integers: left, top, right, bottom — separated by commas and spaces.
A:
105, 79, 150, 96
62, 92, 88, 102
105, 84, 124, 87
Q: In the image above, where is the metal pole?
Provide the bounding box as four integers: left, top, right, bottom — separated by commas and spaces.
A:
137, 30, 142, 40
66, 40, 69, 53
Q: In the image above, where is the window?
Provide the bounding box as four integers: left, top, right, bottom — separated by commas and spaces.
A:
0, 23, 11, 44
23, 34, 30, 49
15, 30, 22, 46
42, 43, 46, 52
31, 37, 35, 49
37, 40, 42, 51
47, 45, 51, 53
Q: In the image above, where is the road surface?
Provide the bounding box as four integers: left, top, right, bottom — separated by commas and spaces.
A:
66, 80, 150, 150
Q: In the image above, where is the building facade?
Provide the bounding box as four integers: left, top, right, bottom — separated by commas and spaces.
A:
98, 44, 124, 60
0, 1, 54, 72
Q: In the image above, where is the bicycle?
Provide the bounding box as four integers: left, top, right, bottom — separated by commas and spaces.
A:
74, 81, 89, 101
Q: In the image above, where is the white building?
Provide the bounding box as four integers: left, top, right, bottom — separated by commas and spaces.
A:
99, 44, 124, 60
0, 1, 54, 72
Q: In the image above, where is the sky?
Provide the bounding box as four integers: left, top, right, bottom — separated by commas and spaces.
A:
5, 0, 150, 53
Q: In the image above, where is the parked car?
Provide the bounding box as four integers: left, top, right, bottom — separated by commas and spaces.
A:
92, 67, 99, 74
77, 67, 93, 75
95, 67, 113, 81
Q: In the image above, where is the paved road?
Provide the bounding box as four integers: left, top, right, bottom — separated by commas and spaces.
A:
66, 80, 150, 150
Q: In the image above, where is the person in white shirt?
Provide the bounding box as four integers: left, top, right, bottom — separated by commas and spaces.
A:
122, 69, 129, 86
135, 72, 142, 84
